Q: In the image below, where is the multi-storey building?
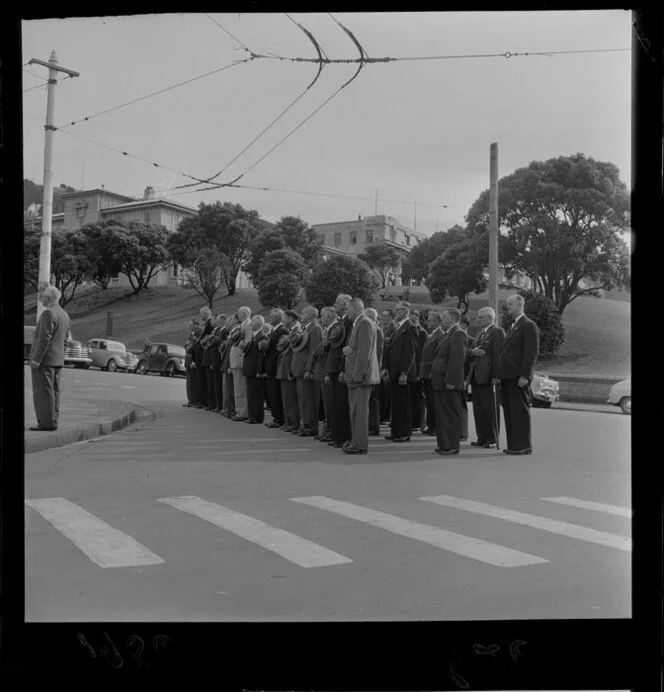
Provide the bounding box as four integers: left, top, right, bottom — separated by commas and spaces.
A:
311, 214, 427, 286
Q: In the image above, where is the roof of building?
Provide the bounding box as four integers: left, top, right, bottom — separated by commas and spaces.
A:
99, 198, 197, 215
312, 214, 426, 238
59, 188, 134, 202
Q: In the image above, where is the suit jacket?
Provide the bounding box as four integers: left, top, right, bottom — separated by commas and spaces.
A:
384, 319, 417, 382
413, 325, 428, 373
218, 328, 234, 373
430, 324, 468, 391
325, 315, 350, 375
375, 326, 385, 367
205, 325, 226, 369
418, 327, 445, 380
289, 320, 316, 378
312, 327, 330, 382
192, 319, 213, 366
345, 315, 380, 388
31, 303, 71, 367
469, 324, 505, 384
276, 330, 295, 380
242, 331, 267, 377
262, 323, 288, 376
497, 315, 540, 380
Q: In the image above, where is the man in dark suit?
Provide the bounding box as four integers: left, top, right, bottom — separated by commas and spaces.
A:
378, 309, 395, 423
183, 320, 197, 407
382, 301, 416, 442
468, 307, 505, 449
290, 305, 323, 437
409, 309, 428, 433
29, 285, 71, 431
219, 315, 238, 418
207, 314, 228, 412
459, 315, 475, 440
242, 315, 268, 423
313, 306, 337, 441
192, 307, 214, 408
430, 308, 468, 455
419, 310, 445, 436
497, 294, 540, 455
260, 309, 288, 429
364, 308, 383, 436
326, 294, 353, 448
341, 298, 381, 455
277, 310, 301, 432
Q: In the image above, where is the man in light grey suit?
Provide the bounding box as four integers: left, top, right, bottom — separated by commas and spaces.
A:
29, 285, 71, 431
341, 298, 381, 455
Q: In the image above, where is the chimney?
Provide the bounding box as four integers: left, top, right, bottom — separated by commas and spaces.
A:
358, 214, 362, 221
144, 186, 155, 200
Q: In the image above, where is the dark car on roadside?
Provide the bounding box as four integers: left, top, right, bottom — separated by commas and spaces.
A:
135, 342, 186, 377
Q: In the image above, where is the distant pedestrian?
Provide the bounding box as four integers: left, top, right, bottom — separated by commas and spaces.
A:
29, 285, 71, 432
497, 294, 540, 455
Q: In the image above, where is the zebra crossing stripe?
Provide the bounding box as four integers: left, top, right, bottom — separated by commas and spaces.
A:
157, 496, 352, 568
24, 498, 165, 568
290, 496, 548, 568
420, 495, 632, 552
541, 497, 632, 518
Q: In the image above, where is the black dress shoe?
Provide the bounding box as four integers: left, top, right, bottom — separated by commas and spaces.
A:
392, 436, 411, 443
503, 448, 532, 455
342, 446, 368, 455
28, 426, 56, 432
332, 441, 346, 448
470, 440, 485, 447
435, 448, 460, 455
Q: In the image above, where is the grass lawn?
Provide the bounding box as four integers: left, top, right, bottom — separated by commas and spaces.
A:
24, 284, 629, 377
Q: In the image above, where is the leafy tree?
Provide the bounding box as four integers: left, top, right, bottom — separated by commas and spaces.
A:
466, 153, 631, 314
305, 255, 380, 310
257, 248, 310, 309
117, 222, 171, 294
426, 233, 489, 312
24, 229, 41, 293
79, 220, 126, 289
51, 230, 95, 306
357, 244, 402, 289
244, 230, 287, 284
401, 225, 467, 286
177, 201, 263, 296
500, 289, 566, 358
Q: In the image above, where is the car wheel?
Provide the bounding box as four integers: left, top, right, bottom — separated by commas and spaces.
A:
619, 397, 631, 414
137, 361, 148, 375
106, 359, 118, 373
165, 362, 176, 377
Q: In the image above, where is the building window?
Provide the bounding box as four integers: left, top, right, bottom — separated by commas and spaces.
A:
405, 235, 411, 245
318, 232, 326, 244
350, 231, 357, 245
366, 230, 374, 243
334, 232, 341, 248
75, 203, 86, 219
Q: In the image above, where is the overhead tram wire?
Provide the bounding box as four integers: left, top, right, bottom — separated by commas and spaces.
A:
205, 13, 252, 53
189, 15, 368, 193
176, 13, 328, 191
55, 57, 253, 131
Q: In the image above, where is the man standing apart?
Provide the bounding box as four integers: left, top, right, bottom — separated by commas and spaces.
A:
468, 307, 504, 449
430, 308, 468, 455
342, 298, 380, 455
261, 309, 288, 429
497, 294, 540, 455
419, 311, 445, 436
382, 301, 416, 443
29, 285, 71, 431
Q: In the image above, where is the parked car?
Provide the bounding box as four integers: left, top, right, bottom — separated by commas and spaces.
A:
135, 342, 186, 377
85, 338, 139, 372
530, 372, 560, 408
607, 376, 631, 414
65, 335, 93, 369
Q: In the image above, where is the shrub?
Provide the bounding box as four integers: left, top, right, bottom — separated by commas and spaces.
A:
304, 255, 380, 310
501, 289, 565, 357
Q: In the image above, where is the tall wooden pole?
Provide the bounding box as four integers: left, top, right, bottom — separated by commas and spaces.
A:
488, 142, 499, 320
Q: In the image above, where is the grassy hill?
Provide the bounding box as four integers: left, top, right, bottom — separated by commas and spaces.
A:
24, 284, 630, 377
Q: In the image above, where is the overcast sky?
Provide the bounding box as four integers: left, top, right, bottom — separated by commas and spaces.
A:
21, 11, 631, 235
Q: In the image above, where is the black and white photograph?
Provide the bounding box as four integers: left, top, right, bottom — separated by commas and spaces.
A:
20, 10, 632, 630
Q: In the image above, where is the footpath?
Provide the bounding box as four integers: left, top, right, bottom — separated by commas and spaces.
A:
24, 381, 154, 454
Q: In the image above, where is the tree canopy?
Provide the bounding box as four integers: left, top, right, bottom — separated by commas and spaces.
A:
304, 255, 380, 309
79, 220, 127, 289
400, 225, 467, 286
116, 222, 171, 294
466, 153, 631, 314
257, 248, 310, 309
357, 244, 402, 289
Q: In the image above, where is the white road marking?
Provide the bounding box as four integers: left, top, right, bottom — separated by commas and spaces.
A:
121, 386, 137, 389
74, 380, 85, 383
290, 496, 547, 568
92, 382, 109, 386
24, 498, 164, 568
86, 387, 106, 391
158, 495, 352, 568
542, 496, 632, 518
420, 495, 632, 552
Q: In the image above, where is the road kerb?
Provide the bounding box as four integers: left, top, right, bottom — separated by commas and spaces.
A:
24, 406, 156, 454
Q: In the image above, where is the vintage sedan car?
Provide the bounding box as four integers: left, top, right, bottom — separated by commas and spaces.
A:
64, 336, 93, 368
530, 372, 560, 408
607, 376, 631, 414
85, 338, 139, 372
135, 342, 186, 377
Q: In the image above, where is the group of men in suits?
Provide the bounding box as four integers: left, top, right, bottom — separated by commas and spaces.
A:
182, 292, 539, 457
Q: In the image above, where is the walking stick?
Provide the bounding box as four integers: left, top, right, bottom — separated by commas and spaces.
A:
492, 382, 500, 451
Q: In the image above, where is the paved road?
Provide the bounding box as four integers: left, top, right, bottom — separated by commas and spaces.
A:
25, 368, 631, 622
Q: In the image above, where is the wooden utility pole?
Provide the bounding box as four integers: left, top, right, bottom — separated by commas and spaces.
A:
374, 189, 378, 216
29, 50, 79, 320
488, 142, 499, 319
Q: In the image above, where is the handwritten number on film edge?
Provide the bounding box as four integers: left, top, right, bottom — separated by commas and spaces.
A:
77, 632, 173, 668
